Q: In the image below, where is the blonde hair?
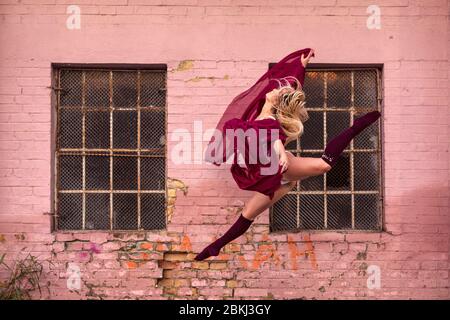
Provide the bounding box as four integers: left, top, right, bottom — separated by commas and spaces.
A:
271, 76, 309, 144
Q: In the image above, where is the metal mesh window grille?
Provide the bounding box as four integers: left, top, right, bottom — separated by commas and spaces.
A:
53, 68, 167, 231
271, 69, 383, 231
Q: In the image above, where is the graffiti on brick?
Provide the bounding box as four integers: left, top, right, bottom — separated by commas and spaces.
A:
366, 5, 381, 30
117, 233, 318, 271
66, 262, 81, 291
66, 5, 81, 30
366, 264, 381, 289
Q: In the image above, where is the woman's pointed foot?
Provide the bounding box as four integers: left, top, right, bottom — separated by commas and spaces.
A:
194, 244, 220, 261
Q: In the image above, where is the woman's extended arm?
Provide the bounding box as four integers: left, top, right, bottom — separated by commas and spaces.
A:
267, 48, 315, 89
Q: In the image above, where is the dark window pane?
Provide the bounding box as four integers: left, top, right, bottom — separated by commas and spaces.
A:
326, 153, 350, 191
113, 193, 137, 230
355, 194, 380, 230
327, 71, 351, 109
86, 155, 110, 190
59, 155, 82, 190
354, 70, 377, 109
354, 152, 379, 190
304, 71, 324, 108
59, 109, 82, 148
141, 157, 165, 190
299, 194, 324, 230
113, 111, 137, 149
285, 138, 297, 151
58, 193, 82, 230
86, 193, 110, 230
141, 193, 166, 230
141, 71, 166, 107
86, 110, 110, 149
113, 156, 137, 190
271, 194, 297, 232
301, 111, 323, 150
85, 71, 110, 108
141, 110, 165, 151
327, 194, 352, 229
113, 71, 137, 108
60, 70, 82, 107
326, 111, 350, 149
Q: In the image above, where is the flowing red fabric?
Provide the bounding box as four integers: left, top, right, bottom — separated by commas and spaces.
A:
204, 48, 314, 199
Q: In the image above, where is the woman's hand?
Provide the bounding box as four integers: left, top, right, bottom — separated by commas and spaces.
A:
301, 49, 315, 68
279, 151, 289, 173
274, 139, 288, 172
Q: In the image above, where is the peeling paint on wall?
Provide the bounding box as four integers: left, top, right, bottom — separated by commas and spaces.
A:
185, 75, 229, 83
167, 177, 188, 223
173, 60, 194, 72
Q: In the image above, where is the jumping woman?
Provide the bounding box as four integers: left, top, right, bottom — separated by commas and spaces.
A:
195, 48, 381, 261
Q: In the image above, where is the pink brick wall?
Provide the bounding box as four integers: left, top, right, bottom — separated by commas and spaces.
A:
0, 0, 449, 300
447, 0, 450, 302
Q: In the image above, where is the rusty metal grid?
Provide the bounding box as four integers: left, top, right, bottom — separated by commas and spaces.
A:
54, 68, 167, 231
271, 69, 383, 232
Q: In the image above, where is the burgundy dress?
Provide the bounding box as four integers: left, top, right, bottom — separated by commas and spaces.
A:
204, 48, 314, 200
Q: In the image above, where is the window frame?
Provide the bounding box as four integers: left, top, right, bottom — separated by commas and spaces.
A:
50, 63, 168, 232
269, 63, 385, 233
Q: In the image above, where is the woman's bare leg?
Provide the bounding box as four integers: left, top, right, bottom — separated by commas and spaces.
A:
281, 151, 332, 181
195, 178, 296, 260
241, 152, 332, 221
194, 182, 297, 261
242, 181, 296, 221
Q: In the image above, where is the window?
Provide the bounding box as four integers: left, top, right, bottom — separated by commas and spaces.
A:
270, 68, 383, 231
52, 65, 167, 231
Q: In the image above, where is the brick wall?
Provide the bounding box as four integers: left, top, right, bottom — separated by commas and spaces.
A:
0, 0, 448, 299
447, 0, 450, 302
